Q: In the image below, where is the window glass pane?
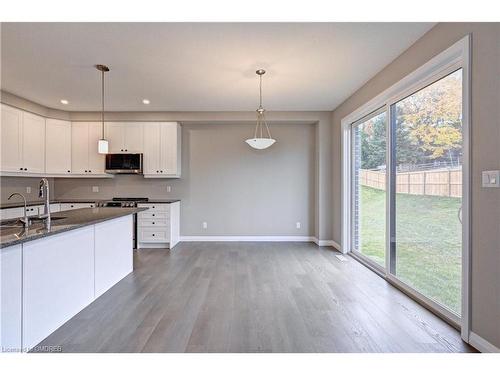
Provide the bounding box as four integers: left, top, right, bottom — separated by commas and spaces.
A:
392, 69, 463, 314
352, 110, 387, 267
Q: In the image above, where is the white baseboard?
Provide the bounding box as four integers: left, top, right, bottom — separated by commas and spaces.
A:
179, 236, 341, 250
312, 238, 342, 250
180, 236, 315, 242
469, 331, 500, 353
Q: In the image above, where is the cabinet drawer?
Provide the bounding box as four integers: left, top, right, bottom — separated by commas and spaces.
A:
138, 229, 169, 242
60, 203, 95, 211
138, 218, 169, 228
138, 211, 168, 220
137, 203, 169, 213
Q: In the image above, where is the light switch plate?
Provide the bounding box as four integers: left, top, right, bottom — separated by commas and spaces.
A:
482, 170, 500, 187
26, 186, 31, 194
166, 185, 171, 193
202, 222, 208, 229
92, 186, 99, 193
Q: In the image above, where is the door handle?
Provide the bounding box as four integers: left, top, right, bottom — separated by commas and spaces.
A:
458, 206, 462, 224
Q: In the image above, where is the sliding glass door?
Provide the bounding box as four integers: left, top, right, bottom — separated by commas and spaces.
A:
351, 109, 387, 268
349, 69, 464, 319
389, 69, 463, 315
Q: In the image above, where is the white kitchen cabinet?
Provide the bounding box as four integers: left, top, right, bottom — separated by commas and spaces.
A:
45, 119, 72, 174
137, 202, 180, 249
105, 122, 144, 153
0, 104, 45, 174
27, 205, 44, 217
1, 104, 23, 172
88, 122, 106, 174
143, 122, 181, 178
71, 122, 106, 175
50, 203, 61, 213
0, 207, 25, 220
22, 227, 95, 349
94, 215, 133, 298
22, 112, 46, 174
59, 202, 95, 212
143, 123, 161, 175
1, 244, 23, 352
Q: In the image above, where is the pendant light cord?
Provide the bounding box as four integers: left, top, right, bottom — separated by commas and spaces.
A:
101, 69, 105, 139
253, 70, 272, 139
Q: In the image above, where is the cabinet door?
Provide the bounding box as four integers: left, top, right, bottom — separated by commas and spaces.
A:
143, 123, 160, 175
105, 122, 124, 153
160, 122, 180, 175
1, 104, 23, 172
123, 123, 144, 153
46, 119, 72, 174
1, 244, 22, 352
0, 207, 25, 220
71, 122, 90, 174
22, 112, 46, 173
22, 227, 94, 349
88, 122, 106, 174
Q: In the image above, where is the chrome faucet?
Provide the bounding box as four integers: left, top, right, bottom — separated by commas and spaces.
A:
38, 178, 51, 230
8, 192, 30, 230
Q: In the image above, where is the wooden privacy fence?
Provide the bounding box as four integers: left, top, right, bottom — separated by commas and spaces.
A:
360, 168, 462, 198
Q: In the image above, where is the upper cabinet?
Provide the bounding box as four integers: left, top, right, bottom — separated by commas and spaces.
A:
1, 104, 45, 174
143, 122, 181, 178
105, 122, 144, 153
71, 122, 106, 175
1, 105, 23, 172
46, 119, 72, 174
1, 104, 180, 179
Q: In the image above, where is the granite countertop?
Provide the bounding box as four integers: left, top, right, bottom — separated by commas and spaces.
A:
0, 207, 147, 249
1, 198, 181, 209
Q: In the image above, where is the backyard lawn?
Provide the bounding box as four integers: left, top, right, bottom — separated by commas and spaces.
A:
359, 186, 462, 314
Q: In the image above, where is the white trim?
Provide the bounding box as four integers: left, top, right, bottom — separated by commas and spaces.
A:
469, 332, 500, 353
313, 238, 342, 250
341, 35, 471, 338
0, 172, 113, 178
180, 236, 315, 242
179, 236, 341, 249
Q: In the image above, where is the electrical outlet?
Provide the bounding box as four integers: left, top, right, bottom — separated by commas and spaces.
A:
92, 186, 99, 193
296, 222, 301, 229
26, 186, 31, 194
482, 170, 500, 187
202, 221, 208, 229
166, 185, 171, 193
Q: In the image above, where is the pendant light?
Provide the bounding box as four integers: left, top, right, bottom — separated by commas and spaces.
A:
245, 69, 276, 149
96, 64, 110, 154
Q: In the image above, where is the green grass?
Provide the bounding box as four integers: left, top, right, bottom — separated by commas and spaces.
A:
358, 186, 462, 314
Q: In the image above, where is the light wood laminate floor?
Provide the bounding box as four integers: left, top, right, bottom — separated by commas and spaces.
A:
38, 242, 474, 352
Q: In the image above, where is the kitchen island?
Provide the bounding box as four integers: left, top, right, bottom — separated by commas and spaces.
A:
0, 207, 146, 352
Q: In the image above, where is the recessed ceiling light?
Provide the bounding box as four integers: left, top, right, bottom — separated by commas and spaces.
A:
60, 99, 69, 105
142, 99, 150, 105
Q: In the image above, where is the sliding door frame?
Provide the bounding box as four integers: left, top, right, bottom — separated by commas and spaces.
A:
341, 35, 471, 341
349, 107, 387, 274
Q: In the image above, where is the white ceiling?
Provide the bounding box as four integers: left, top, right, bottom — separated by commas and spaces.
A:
1, 23, 434, 111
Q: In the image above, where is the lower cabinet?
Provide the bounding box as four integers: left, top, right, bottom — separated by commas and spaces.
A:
1, 245, 22, 352
94, 216, 133, 298
0, 207, 24, 220
22, 227, 95, 350
137, 202, 180, 249
59, 203, 95, 211
0, 215, 134, 352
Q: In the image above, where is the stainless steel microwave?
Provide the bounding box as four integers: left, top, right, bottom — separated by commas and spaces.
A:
105, 153, 143, 174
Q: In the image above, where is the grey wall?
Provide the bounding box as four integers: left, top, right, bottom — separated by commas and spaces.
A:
331, 23, 500, 348
0, 177, 55, 202
54, 123, 316, 236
